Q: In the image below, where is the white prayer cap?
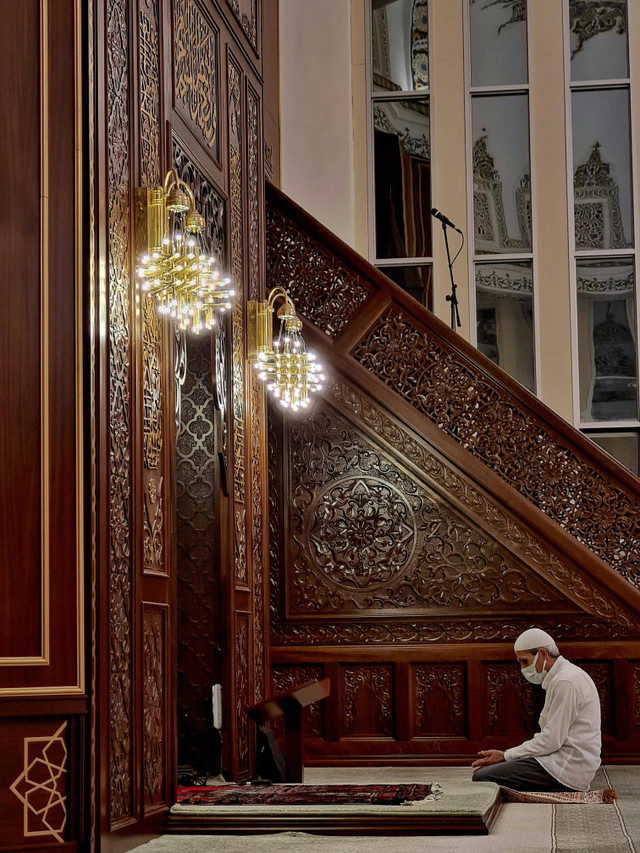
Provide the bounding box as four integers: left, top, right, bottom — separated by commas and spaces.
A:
514, 627, 556, 653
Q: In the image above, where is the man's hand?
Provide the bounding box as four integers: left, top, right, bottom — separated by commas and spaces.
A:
471, 749, 505, 770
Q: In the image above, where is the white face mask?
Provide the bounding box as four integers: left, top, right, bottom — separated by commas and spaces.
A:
521, 652, 546, 685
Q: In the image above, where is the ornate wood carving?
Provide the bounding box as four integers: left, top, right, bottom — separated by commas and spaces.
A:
329, 379, 638, 633
266, 204, 370, 337
173, 134, 226, 263
343, 666, 393, 737
232, 302, 245, 501
229, 59, 242, 284
235, 616, 251, 771
414, 664, 465, 737
234, 505, 247, 587
271, 666, 324, 738
228, 57, 245, 513
264, 151, 640, 766
485, 663, 538, 736
351, 309, 640, 589
286, 402, 564, 616
268, 384, 637, 644
89, 0, 97, 836
251, 377, 265, 702
267, 399, 285, 625
227, 0, 258, 52
247, 84, 260, 301
142, 294, 163, 469
143, 476, 164, 572
138, 0, 161, 187
176, 335, 219, 769
107, 0, 133, 823
271, 618, 629, 646
143, 609, 164, 806
173, 0, 220, 157
215, 315, 229, 459
633, 663, 640, 729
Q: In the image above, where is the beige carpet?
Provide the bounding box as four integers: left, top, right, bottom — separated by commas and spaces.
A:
135, 766, 639, 853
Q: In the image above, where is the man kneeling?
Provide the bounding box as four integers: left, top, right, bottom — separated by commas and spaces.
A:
471, 628, 601, 792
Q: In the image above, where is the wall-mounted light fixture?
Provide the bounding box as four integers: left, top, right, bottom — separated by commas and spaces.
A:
248, 287, 325, 411
136, 169, 235, 333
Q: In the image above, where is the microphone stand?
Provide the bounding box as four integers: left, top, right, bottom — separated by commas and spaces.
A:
441, 220, 461, 331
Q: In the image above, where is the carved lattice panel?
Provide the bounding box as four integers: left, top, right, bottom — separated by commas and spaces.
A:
176, 335, 220, 771
266, 204, 371, 338
483, 663, 541, 739
271, 665, 324, 739
413, 664, 466, 738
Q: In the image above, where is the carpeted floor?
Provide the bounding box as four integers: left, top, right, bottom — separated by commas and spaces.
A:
135, 765, 640, 853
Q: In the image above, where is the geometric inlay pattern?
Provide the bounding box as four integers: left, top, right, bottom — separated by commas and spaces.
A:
10, 722, 67, 843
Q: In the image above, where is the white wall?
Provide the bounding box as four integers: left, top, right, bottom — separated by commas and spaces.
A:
279, 0, 356, 247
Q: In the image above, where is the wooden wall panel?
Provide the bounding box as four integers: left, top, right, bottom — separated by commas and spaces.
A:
482, 662, 540, 740
0, 0, 83, 693
0, 1, 44, 661
0, 2, 85, 846
271, 665, 325, 739
342, 665, 393, 738
413, 664, 467, 739
143, 605, 166, 810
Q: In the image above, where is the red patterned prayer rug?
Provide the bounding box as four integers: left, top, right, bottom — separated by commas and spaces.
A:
176, 783, 433, 806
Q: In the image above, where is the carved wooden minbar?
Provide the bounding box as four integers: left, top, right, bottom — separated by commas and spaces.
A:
266, 183, 640, 766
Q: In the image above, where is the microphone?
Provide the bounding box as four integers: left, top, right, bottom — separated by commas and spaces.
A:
430, 207, 463, 234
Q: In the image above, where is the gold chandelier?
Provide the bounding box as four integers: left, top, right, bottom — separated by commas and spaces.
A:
136, 169, 235, 332
249, 287, 325, 411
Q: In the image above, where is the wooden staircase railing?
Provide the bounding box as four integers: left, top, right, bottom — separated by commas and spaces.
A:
266, 182, 640, 619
